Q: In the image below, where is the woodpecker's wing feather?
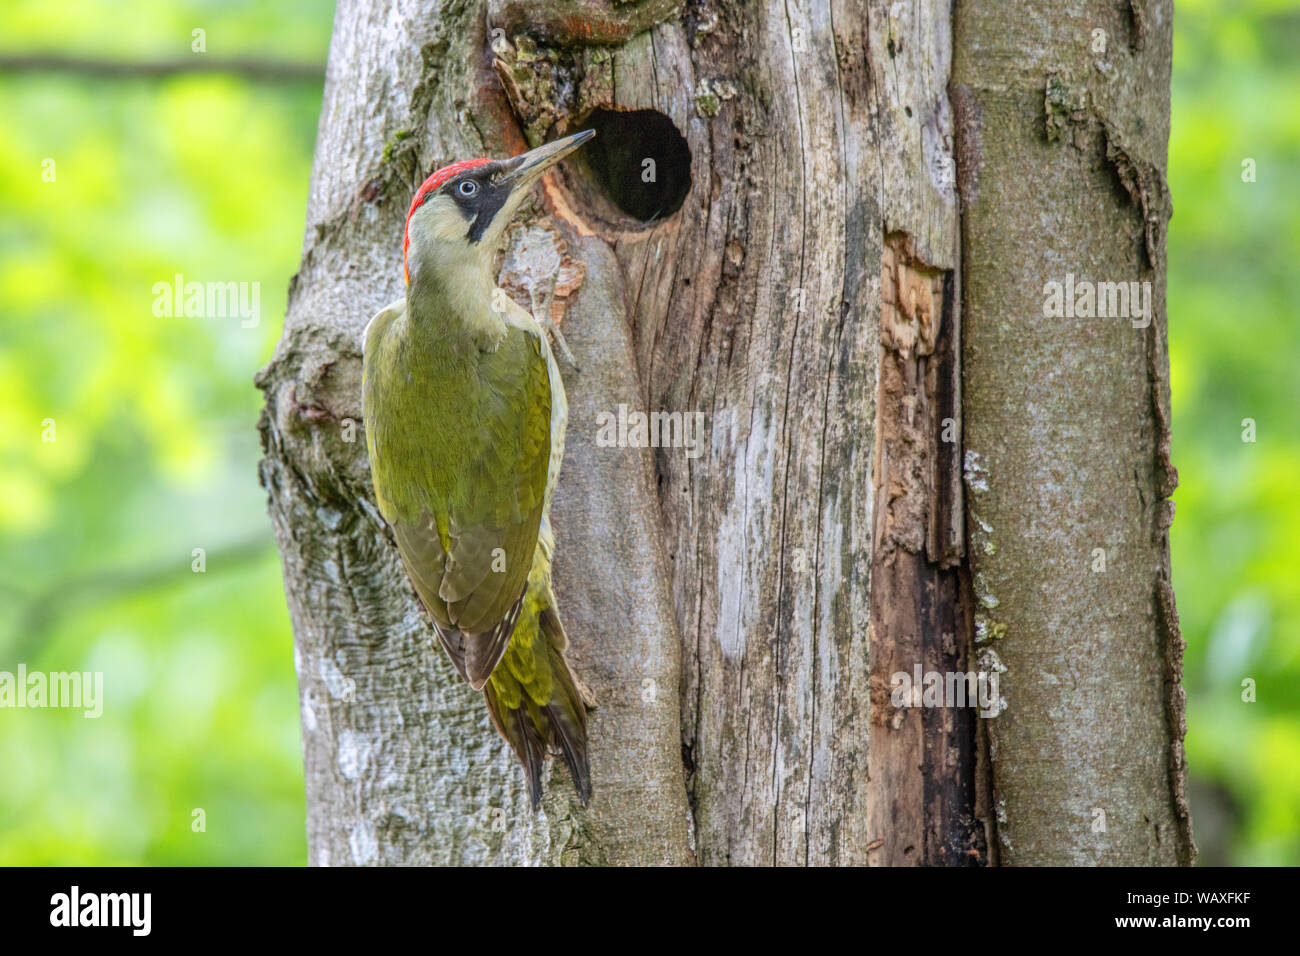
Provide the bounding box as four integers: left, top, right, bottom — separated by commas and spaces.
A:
363, 297, 406, 352
425, 595, 524, 688
390, 513, 525, 687
499, 295, 567, 515
391, 513, 452, 627
363, 296, 554, 689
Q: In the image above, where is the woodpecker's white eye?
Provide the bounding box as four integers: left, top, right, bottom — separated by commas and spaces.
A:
458, 180, 479, 197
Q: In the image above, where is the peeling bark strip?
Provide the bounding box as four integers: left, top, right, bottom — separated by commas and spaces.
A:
865, 235, 984, 865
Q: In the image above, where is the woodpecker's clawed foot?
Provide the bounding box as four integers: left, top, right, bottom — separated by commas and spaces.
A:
542, 315, 581, 374
529, 281, 581, 373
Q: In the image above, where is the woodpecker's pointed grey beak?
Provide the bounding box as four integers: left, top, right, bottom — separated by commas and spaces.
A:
500, 129, 595, 193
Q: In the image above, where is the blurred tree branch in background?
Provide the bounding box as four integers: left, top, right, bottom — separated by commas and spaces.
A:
0, 54, 322, 82
2, 534, 273, 667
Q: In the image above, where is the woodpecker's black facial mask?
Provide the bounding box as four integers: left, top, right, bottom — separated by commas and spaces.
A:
443, 163, 510, 244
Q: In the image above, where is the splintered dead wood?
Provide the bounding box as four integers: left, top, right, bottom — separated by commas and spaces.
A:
880, 234, 944, 360
865, 233, 985, 866
874, 233, 961, 562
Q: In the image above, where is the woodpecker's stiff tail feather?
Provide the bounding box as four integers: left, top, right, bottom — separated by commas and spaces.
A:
484, 601, 591, 808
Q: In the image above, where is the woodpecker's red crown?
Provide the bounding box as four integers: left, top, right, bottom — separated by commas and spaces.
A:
403, 158, 491, 283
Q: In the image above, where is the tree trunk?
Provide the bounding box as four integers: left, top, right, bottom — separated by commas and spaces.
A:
256, 0, 1189, 865
952, 0, 1192, 865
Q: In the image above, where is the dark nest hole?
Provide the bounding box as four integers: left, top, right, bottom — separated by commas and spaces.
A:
563, 108, 691, 228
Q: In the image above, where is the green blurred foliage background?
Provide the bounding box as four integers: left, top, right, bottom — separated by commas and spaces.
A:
1168, 0, 1300, 865
0, 0, 333, 864
0, 0, 1294, 865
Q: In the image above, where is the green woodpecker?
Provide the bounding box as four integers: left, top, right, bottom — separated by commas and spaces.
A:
361, 131, 595, 807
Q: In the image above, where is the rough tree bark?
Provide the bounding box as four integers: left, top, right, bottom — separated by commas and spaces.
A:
953, 0, 1192, 865
256, 0, 1189, 865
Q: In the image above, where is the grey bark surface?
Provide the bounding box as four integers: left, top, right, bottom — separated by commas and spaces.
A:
257, 0, 1187, 865
952, 0, 1193, 864
581, 0, 970, 867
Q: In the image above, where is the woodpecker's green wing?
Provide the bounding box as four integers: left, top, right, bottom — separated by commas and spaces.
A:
362, 296, 553, 689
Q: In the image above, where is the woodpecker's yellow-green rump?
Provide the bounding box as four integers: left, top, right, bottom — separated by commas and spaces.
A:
361, 131, 595, 807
